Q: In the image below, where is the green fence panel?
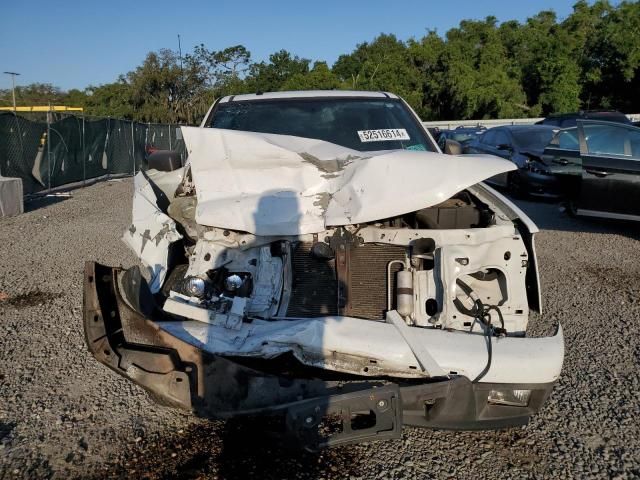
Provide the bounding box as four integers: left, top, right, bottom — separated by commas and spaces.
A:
47, 115, 84, 188
0, 112, 189, 195
83, 117, 110, 180
147, 123, 188, 164
107, 119, 134, 175
147, 124, 171, 151
134, 123, 148, 172
0, 112, 48, 194
170, 125, 187, 162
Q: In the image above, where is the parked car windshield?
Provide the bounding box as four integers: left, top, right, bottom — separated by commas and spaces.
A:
208, 98, 436, 152
512, 129, 555, 149
450, 132, 479, 143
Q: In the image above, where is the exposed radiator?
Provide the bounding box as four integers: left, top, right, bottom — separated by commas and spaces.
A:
287, 242, 338, 317
286, 242, 406, 320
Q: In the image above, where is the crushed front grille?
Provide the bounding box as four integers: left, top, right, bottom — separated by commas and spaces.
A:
286, 242, 406, 320
287, 242, 339, 317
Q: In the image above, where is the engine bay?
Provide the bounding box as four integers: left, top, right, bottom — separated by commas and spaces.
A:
158, 179, 531, 337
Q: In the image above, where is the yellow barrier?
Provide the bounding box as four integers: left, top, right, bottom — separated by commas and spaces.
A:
0, 106, 84, 112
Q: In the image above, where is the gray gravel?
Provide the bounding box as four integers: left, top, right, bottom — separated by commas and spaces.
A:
1, 179, 639, 479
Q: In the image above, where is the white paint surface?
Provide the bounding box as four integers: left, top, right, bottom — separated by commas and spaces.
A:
123, 173, 183, 293
181, 127, 516, 236
159, 313, 564, 384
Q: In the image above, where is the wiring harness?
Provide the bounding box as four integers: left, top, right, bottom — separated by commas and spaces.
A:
454, 277, 507, 382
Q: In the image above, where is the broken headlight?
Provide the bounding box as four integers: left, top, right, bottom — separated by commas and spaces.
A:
487, 389, 531, 407
224, 274, 244, 292
182, 276, 207, 298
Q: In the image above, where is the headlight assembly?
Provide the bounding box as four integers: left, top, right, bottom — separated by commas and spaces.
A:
487, 388, 532, 407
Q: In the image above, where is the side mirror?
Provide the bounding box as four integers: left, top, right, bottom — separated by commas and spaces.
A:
497, 143, 512, 151
148, 150, 183, 172
444, 139, 463, 155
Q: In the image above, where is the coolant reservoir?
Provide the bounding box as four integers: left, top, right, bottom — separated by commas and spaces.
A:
396, 270, 414, 318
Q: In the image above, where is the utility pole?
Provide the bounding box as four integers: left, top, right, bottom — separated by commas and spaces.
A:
3, 71, 20, 112
177, 34, 185, 123
177, 34, 183, 72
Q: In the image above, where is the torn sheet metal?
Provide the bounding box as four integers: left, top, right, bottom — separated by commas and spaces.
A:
158, 314, 564, 384
181, 127, 516, 235
123, 172, 183, 293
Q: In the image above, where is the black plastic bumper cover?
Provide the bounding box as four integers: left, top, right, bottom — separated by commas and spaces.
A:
83, 262, 555, 449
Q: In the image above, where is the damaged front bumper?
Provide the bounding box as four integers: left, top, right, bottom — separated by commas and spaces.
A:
84, 262, 558, 450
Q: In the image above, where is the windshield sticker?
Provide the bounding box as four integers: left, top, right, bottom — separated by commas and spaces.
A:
357, 129, 410, 142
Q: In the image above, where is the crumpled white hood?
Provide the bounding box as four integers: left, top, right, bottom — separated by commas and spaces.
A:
181, 127, 515, 235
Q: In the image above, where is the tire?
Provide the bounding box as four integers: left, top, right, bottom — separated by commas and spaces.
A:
565, 198, 578, 217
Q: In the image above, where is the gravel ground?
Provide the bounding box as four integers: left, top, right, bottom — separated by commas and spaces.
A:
1, 178, 639, 479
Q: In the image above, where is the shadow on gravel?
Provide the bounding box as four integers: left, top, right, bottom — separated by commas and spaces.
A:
0, 420, 16, 442
24, 194, 70, 213
0, 290, 60, 309
100, 419, 362, 480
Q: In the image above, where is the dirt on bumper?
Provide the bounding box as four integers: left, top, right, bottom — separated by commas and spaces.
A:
83, 261, 555, 450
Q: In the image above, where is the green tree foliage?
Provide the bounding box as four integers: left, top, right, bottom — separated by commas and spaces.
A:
504, 11, 582, 115
333, 34, 423, 109
1, 1, 638, 123
83, 80, 133, 119
282, 62, 341, 90
125, 49, 210, 124
0, 83, 68, 107
574, 0, 640, 111
189, 44, 251, 96
428, 17, 528, 119
245, 50, 311, 92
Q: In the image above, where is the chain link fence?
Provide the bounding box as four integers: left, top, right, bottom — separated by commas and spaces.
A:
0, 112, 187, 195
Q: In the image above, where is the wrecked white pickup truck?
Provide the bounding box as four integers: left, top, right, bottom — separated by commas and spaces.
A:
83, 91, 563, 450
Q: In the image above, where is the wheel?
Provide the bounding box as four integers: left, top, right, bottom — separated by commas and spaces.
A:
565, 198, 578, 217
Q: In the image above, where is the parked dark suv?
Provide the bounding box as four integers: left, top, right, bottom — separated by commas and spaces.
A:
537, 111, 631, 129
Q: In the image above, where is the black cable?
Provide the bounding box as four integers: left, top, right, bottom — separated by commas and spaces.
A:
453, 278, 507, 382
473, 323, 493, 382
485, 304, 506, 334
472, 303, 508, 382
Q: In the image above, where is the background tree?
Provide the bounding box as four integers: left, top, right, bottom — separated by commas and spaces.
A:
576, 0, 640, 111
282, 61, 341, 90
3, 1, 639, 123
244, 50, 311, 92
407, 31, 447, 119
0, 83, 68, 107
333, 34, 423, 110
83, 80, 133, 119
189, 44, 251, 95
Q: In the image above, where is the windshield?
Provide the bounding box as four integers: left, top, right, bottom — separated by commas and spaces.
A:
512, 129, 555, 149
451, 132, 479, 143
208, 98, 436, 152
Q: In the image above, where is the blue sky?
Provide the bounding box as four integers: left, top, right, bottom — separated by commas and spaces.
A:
2, 0, 585, 91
